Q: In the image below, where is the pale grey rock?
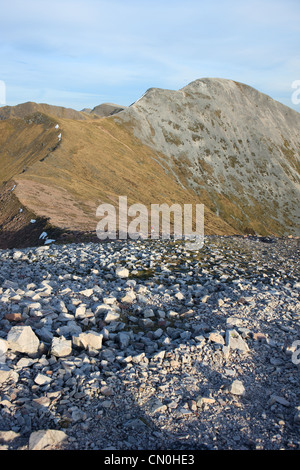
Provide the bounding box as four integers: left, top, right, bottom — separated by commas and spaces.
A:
143, 308, 155, 318
103, 297, 117, 305
118, 332, 131, 349
0, 338, 7, 362
117, 78, 300, 236
104, 312, 120, 323
0, 430, 21, 445
51, 336, 72, 357
15, 357, 37, 368
29, 429, 68, 450
229, 380, 246, 396
115, 267, 129, 278
34, 373, 52, 386
225, 329, 249, 353
7, 325, 40, 355
0, 365, 12, 383
80, 288, 94, 297
121, 291, 136, 303
72, 331, 103, 350
208, 332, 225, 345
175, 291, 184, 300
226, 317, 243, 328
150, 399, 167, 413
75, 305, 86, 319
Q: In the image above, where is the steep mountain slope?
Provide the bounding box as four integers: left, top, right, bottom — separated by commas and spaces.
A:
0, 109, 234, 248
115, 78, 300, 236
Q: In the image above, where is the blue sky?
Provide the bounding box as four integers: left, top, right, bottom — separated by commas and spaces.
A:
1, 0, 300, 111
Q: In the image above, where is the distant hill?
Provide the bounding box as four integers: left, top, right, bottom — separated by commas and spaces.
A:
0, 102, 93, 121
90, 103, 127, 117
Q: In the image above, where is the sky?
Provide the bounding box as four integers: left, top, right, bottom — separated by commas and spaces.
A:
0, 0, 300, 111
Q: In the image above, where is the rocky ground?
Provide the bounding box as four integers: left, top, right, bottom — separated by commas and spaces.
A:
0, 235, 299, 451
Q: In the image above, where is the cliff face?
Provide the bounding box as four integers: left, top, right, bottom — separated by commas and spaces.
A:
115, 78, 300, 235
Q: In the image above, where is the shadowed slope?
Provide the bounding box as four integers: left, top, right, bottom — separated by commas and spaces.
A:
13, 116, 235, 235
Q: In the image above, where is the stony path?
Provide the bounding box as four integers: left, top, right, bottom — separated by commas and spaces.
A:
0, 236, 299, 450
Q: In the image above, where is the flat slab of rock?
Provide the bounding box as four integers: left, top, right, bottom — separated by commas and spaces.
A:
51, 336, 72, 357
72, 331, 103, 350
29, 429, 68, 450
225, 329, 249, 353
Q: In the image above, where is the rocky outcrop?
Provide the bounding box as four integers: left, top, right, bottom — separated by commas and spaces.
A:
116, 78, 300, 236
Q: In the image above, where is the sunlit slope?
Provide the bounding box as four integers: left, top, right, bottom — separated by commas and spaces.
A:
13, 115, 237, 235
0, 113, 61, 183
116, 78, 300, 236
0, 101, 92, 121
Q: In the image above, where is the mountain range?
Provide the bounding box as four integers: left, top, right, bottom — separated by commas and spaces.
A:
0, 78, 299, 248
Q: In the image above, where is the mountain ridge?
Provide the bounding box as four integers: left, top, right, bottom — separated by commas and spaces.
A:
115, 77, 300, 236
0, 78, 299, 248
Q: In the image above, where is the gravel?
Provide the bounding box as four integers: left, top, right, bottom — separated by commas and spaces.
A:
0, 235, 299, 450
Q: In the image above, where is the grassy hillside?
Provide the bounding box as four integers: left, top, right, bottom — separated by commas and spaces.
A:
0, 111, 238, 248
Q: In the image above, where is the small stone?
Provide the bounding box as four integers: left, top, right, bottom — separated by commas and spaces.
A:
75, 305, 86, 319
226, 329, 249, 353
226, 317, 242, 328
115, 267, 129, 278
104, 312, 120, 323
121, 291, 136, 303
150, 399, 167, 413
153, 328, 164, 339
72, 331, 103, 350
293, 407, 300, 423
229, 380, 245, 396
80, 289, 94, 297
168, 310, 179, 318
0, 365, 12, 384
28, 429, 68, 450
208, 332, 225, 345
118, 332, 131, 349
269, 395, 290, 407
253, 332, 267, 342
32, 397, 51, 408
196, 396, 216, 406
51, 336, 72, 357
0, 431, 21, 445
175, 292, 184, 300
5, 313, 23, 322
13, 251, 23, 260
0, 339, 8, 357
34, 373, 52, 386
100, 386, 114, 396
